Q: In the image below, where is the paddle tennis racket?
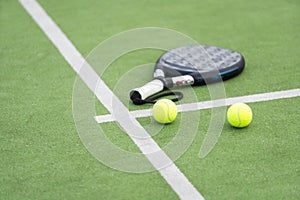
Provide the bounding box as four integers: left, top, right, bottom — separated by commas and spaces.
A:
130, 45, 245, 105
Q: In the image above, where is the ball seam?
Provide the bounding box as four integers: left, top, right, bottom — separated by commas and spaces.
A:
162, 101, 172, 122
236, 105, 242, 127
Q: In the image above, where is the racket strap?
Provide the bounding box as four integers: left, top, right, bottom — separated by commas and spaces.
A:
130, 91, 183, 105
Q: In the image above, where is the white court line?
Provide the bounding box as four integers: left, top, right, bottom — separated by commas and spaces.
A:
19, 0, 204, 199
95, 88, 300, 123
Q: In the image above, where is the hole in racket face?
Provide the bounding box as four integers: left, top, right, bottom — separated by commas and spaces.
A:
155, 45, 245, 85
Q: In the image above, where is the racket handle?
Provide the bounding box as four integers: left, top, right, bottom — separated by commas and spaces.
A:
130, 75, 194, 105
130, 79, 164, 104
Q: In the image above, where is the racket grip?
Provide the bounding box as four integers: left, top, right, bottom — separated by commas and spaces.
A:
130, 79, 164, 104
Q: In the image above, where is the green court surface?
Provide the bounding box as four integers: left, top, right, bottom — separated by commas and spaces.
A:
1, 0, 299, 199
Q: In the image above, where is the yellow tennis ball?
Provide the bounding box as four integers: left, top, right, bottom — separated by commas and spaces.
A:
227, 103, 253, 128
152, 99, 178, 124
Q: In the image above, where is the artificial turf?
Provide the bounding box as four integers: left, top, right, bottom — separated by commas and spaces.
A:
1, 0, 299, 199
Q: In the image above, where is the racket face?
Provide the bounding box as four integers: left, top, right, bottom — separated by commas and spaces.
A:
155, 45, 245, 85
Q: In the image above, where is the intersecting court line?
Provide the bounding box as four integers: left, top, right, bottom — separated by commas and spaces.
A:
95, 88, 300, 123
19, 0, 205, 199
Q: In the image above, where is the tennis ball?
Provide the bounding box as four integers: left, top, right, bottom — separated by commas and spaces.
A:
227, 103, 253, 128
152, 99, 178, 124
